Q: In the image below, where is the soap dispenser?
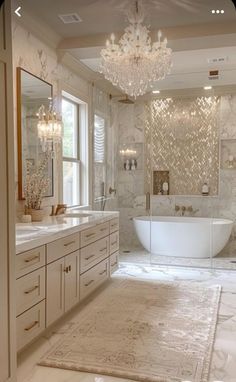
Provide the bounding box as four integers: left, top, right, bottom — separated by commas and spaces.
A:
202, 182, 209, 196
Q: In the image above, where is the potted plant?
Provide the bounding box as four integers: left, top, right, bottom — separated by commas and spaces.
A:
24, 154, 50, 222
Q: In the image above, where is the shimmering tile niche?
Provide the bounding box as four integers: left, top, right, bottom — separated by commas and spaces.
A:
145, 96, 220, 195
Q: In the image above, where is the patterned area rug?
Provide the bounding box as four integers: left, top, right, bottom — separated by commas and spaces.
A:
39, 279, 221, 382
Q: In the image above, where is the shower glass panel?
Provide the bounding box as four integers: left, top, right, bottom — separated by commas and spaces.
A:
148, 87, 219, 269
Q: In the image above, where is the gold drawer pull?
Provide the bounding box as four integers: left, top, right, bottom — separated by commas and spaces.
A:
24, 320, 39, 332
99, 269, 107, 276
64, 240, 76, 247
24, 285, 39, 294
99, 247, 107, 252
24, 254, 40, 263
85, 232, 96, 238
85, 254, 95, 261
100, 227, 108, 232
111, 261, 118, 267
64, 265, 72, 273
111, 223, 118, 227
85, 279, 94, 287
111, 240, 118, 246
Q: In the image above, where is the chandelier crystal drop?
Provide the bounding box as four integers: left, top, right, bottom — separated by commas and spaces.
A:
37, 102, 63, 153
100, 0, 172, 98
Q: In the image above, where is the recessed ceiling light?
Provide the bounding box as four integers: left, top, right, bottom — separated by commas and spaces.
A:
204, 86, 212, 90
221, 9, 225, 13
152, 90, 160, 94
211, 9, 216, 13
216, 9, 220, 13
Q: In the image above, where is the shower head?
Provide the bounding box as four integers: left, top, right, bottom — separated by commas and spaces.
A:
109, 94, 134, 104
118, 95, 134, 104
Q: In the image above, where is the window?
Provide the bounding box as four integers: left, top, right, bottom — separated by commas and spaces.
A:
62, 98, 80, 206
94, 114, 106, 200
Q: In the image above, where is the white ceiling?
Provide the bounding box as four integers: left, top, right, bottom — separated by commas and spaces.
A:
14, 0, 236, 94
15, 0, 236, 38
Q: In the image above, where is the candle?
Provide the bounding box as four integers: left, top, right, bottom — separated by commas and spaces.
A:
21, 214, 32, 223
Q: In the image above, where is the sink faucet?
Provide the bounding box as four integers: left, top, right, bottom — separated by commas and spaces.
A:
186, 205, 199, 215
109, 186, 116, 195
175, 205, 186, 216
51, 204, 67, 216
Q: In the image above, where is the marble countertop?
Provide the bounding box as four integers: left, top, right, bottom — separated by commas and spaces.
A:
16, 210, 119, 254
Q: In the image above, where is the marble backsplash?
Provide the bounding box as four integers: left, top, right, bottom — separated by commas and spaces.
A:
116, 96, 236, 259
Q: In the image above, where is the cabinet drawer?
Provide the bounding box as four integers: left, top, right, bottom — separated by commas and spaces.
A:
16, 268, 45, 316
110, 231, 119, 254
110, 218, 119, 234
47, 232, 80, 264
16, 300, 45, 351
80, 258, 109, 300
110, 251, 119, 275
16, 246, 45, 279
81, 222, 109, 247
80, 237, 109, 274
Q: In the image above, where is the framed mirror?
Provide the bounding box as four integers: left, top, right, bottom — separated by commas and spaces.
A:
17, 68, 54, 200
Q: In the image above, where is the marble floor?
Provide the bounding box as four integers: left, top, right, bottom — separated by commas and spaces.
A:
120, 247, 236, 271
17, 262, 236, 382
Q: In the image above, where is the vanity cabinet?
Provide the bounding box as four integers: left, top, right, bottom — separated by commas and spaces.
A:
46, 251, 80, 327
110, 251, 119, 275
16, 216, 119, 352
80, 258, 109, 300
15, 246, 47, 351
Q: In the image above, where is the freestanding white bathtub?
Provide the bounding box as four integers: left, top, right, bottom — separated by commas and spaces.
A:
133, 216, 233, 258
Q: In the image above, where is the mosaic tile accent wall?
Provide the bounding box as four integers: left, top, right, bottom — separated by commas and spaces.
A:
145, 97, 220, 195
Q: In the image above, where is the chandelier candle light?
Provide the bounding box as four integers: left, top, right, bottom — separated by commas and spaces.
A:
37, 102, 63, 152
100, 0, 172, 98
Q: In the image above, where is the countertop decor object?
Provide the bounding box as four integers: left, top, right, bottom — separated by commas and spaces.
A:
21, 214, 32, 223
24, 154, 50, 221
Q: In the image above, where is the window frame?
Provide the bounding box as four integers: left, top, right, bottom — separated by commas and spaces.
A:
62, 96, 81, 207
93, 111, 107, 202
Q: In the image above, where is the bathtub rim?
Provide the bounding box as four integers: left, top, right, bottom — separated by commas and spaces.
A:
133, 216, 234, 225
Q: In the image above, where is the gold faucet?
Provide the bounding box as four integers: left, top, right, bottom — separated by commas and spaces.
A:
51, 204, 67, 216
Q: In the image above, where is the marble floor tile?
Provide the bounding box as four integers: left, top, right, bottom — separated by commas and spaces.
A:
17, 260, 236, 382
119, 248, 236, 271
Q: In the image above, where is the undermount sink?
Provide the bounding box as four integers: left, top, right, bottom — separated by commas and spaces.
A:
65, 213, 92, 218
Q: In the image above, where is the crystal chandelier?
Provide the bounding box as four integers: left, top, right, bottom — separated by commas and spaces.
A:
100, 0, 172, 98
37, 102, 63, 153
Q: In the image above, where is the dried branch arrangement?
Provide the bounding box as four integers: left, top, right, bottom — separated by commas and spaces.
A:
24, 153, 50, 210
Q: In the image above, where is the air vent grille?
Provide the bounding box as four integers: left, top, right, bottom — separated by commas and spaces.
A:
58, 13, 82, 24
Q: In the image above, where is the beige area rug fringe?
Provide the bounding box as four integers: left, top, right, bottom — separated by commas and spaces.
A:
39, 279, 221, 382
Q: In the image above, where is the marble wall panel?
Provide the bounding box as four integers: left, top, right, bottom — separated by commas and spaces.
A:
116, 95, 236, 260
